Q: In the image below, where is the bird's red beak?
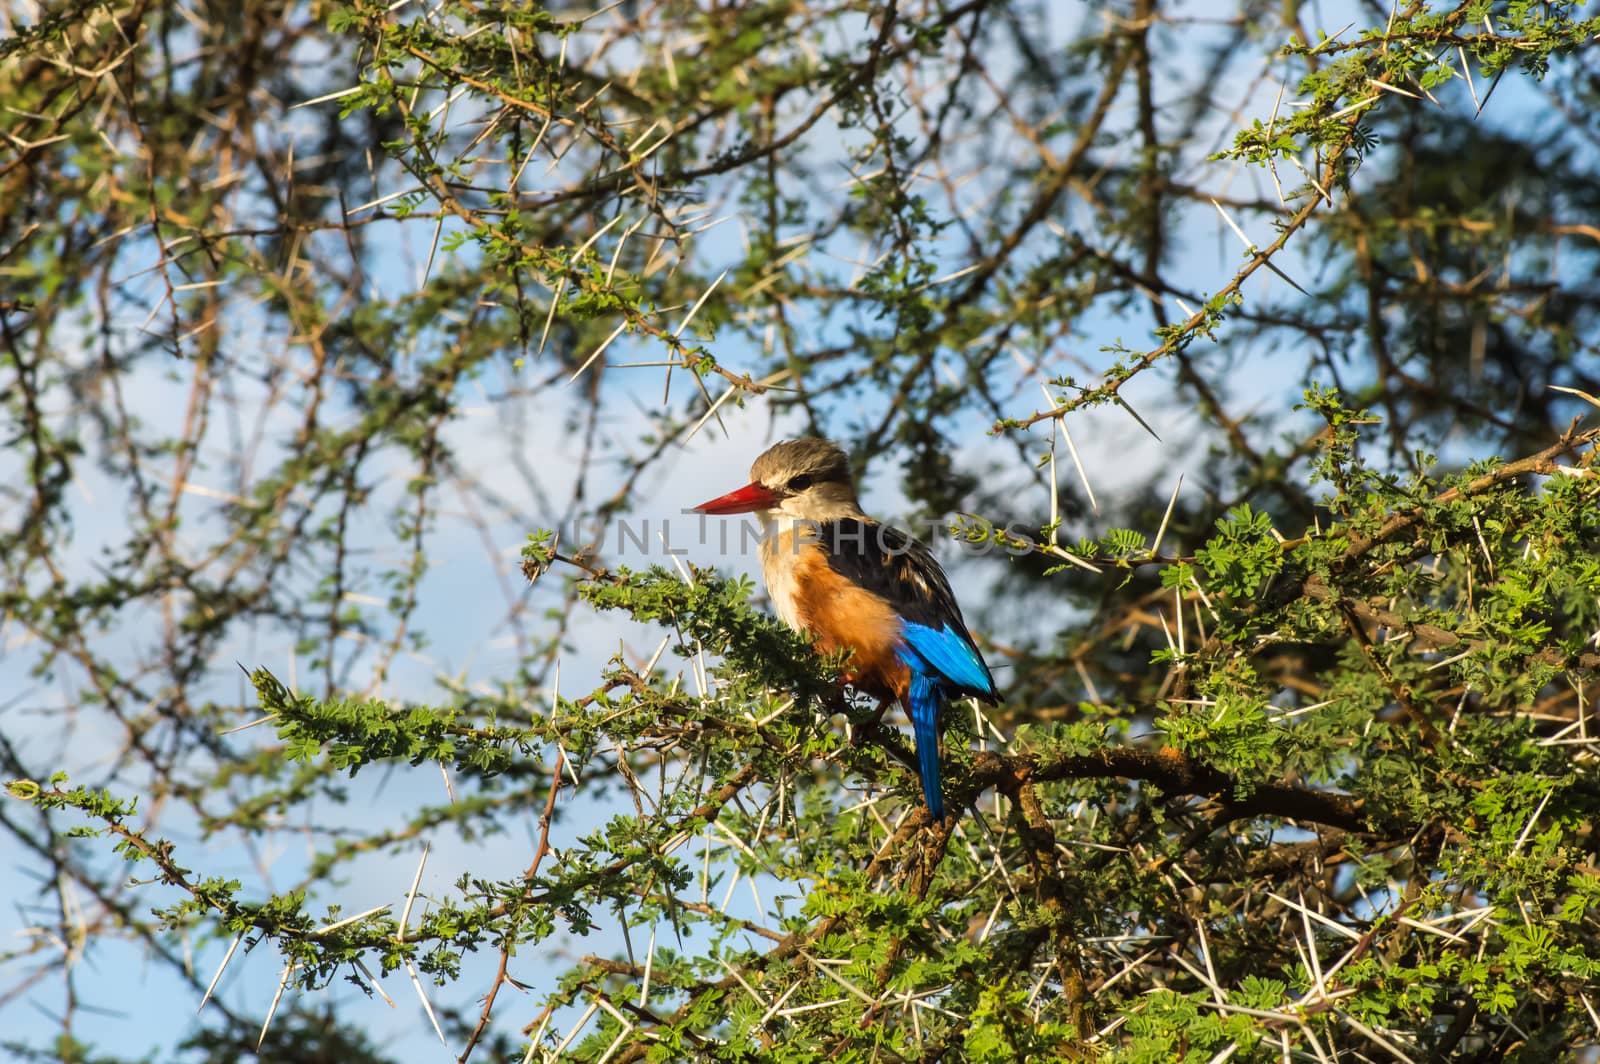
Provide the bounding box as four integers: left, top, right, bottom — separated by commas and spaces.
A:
693, 482, 779, 515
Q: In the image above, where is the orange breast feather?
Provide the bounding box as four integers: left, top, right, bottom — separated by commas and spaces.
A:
791, 548, 910, 700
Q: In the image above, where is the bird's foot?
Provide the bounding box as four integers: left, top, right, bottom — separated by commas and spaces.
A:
840, 696, 893, 724
843, 697, 895, 746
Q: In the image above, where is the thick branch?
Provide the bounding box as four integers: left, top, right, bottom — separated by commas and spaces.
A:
969, 746, 1372, 833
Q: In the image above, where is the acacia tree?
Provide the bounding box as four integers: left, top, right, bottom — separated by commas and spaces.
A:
4, 0, 1600, 1059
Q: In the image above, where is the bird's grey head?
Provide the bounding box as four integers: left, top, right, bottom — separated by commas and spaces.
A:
749, 438, 862, 522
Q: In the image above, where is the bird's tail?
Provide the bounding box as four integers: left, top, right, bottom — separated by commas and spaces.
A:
907, 671, 944, 821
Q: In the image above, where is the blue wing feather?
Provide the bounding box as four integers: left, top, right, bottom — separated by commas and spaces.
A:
901, 621, 996, 700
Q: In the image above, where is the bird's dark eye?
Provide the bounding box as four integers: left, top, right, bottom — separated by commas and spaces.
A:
786, 474, 813, 492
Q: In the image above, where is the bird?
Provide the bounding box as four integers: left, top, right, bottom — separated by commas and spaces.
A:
693, 438, 998, 821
